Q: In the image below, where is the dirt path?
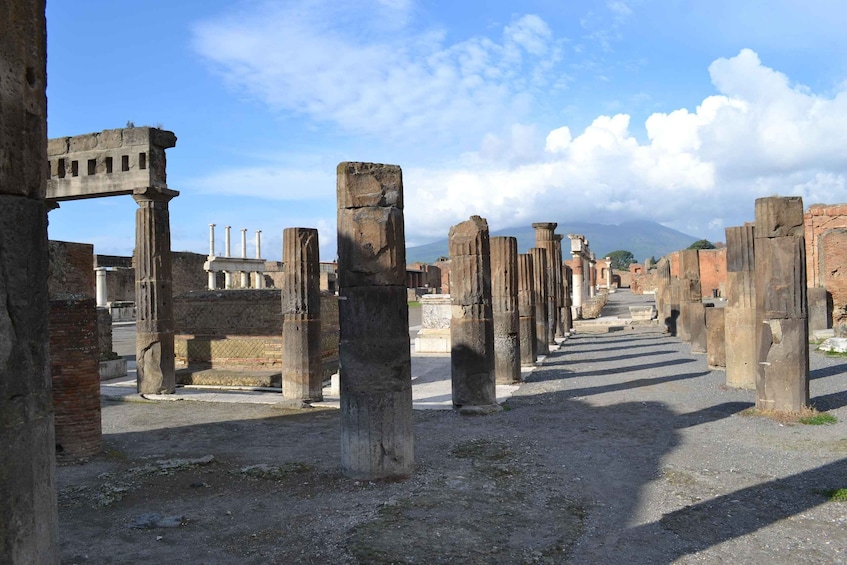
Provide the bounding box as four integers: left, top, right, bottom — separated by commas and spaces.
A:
59, 293, 847, 564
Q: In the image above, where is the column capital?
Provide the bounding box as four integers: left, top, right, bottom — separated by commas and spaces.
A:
132, 186, 179, 204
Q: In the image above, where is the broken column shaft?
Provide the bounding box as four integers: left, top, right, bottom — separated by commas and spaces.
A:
533, 223, 560, 343
133, 187, 177, 394
529, 247, 549, 357
725, 225, 757, 389
450, 216, 499, 413
490, 236, 521, 384
517, 253, 537, 366
336, 162, 413, 479
754, 197, 809, 412
282, 227, 322, 401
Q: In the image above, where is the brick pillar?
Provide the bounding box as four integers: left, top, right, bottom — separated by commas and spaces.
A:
533, 223, 560, 344
336, 162, 413, 479
678, 249, 703, 345
0, 1, 59, 559
49, 298, 102, 457
754, 197, 809, 412
450, 216, 499, 414
490, 236, 520, 384
529, 248, 549, 357
725, 225, 757, 389
133, 187, 178, 394
517, 253, 537, 367
282, 227, 322, 401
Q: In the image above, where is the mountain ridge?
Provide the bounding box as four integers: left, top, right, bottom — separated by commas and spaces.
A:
406, 220, 700, 264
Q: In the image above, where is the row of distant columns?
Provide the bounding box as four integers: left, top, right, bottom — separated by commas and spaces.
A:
207, 224, 265, 289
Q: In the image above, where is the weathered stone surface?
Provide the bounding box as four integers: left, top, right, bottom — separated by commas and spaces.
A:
562, 264, 573, 334
725, 272, 757, 389
337, 162, 412, 479
706, 307, 726, 369
450, 217, 497, 410
807, 286, 830, 332
490, 237, 520, 384
414, 294, 451, 353
517, 254, 537, 366
529, 248, 549, 357
754, 197, 809, 412
656, 257, 672, 333
726, 224, 755, 273
755, 196, 804, 239
677, 249, 701, 342
534, 223, 561, 342
282, 228, 322, 401
134, 190, 176, 394
1, 6, 58, 555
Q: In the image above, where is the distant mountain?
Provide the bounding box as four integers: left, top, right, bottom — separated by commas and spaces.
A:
406, 220, 699, 264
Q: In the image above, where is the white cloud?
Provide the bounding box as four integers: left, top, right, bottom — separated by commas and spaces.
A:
192, 3, 563, 148
401, 49, 847, 245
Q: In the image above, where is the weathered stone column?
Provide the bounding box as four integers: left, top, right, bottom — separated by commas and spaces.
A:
490, 236, 520, 384
569, 235, 584, 319
207, 224, 217, 289
337, 162, 413, 479
0, 2, 59, 559
133, 187, 178, 394
533, 223, 560, 343
605, 256, 613, 288
706, 306, 726, 370
529, 247, 549, 357
450, 216, 499, 413
562, 264, 574, 334
588, 254, 597, 297
754, 197, 809, 412
282, 227, 322, 401
678, 249, 702, 344
656, 257, 671, 333
725, 225, 757, 389
517, 253, 537, 366
224, 225, 232, 288
95, 267, 108, 307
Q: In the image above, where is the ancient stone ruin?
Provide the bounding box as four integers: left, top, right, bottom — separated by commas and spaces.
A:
336, 162, 414, 479
490, 236, 521, 385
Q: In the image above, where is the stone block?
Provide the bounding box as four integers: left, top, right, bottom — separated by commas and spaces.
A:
336, 162, 403, 209
337, 207, 406, 287
706, 307, 726, 369
688, 303, 708, 354
755, 196, 805, 238
808, 286, 830, 332
756, 317, 810, 412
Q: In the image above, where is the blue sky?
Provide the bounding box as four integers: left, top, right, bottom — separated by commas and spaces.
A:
46, 0, 847, 261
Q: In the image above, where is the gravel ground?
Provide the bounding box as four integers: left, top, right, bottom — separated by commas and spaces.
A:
58, 290, 847, 564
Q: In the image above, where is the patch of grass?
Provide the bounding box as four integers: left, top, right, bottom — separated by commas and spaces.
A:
799, 412, 838, 425
826, 488, 847, 501
823, 350, 847, 358
741, 406, 837, 425
407, 301, 421, 308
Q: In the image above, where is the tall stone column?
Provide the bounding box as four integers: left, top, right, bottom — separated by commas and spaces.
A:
490, 236, 520, 384
562, 264, 574, 334
337, 162, 413, 479
517, 253, 537, 366
133, 187, 178, 394
754, 197, 809, 412
95, 267, 108, 307
529, 247, 549, 357
533, 223, 560, 343
678, 249, 702, 344
282, 227, 322, 401
656, 257, 672, 334
207, 224, 216, 289
588, 254, 597, 297
224, 225, 232, 288
725, 225, 757, 389
605, 256, 612, 288
0, 3, 58, 559
450, 216, 498, 414
570, 240, 584, 319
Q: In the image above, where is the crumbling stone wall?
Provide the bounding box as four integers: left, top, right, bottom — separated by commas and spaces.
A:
631, 270, 658, 295
804, 204, 847, 329
173, 289, 339, 380
48, 240, 94, 298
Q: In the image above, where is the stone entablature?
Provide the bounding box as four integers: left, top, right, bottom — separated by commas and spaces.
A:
46, 127, 176, 201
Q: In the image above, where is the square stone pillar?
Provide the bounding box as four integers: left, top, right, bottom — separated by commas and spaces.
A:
706, 306, 726, 370
678, 249, 702, 343
450, 216, 499, 414
725, 225, 757, 389
754, 197, 809, 412
490, 236, 520, 384
282, 227, 322, 401
0, 1, 59, 559
517, 253, 537, 367
336, 162, 413, 479
133, 187, 178, 394
656, 257, 672, 333
562, 264, 574, 334
529, 247, 549, 357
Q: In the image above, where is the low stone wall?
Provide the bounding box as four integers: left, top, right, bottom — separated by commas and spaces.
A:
173, 289, 339, 385
582, 293, 608, 319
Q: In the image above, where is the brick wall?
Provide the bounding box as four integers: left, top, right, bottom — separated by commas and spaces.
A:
49, 298, 102, 457
631, 270, 658, 294
173, 289, 339, 378
820, 228, 847, 328
805, 203, 847, 288
48, 240, 94, 299
698, 248, 727, 298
